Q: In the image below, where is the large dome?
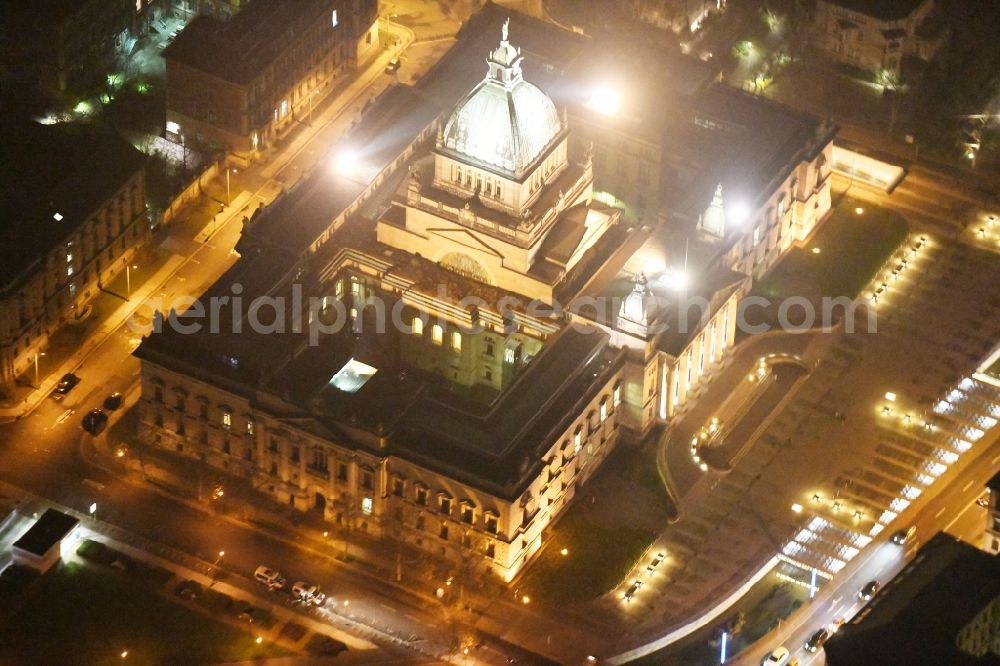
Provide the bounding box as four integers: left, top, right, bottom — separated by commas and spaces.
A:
441, 20, 561, 175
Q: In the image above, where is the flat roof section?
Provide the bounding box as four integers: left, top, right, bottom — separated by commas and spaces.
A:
13, 509, 79, 557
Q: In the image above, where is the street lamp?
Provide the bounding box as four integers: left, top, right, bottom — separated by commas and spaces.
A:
89, 503, 98, 520
125, 264, 138, 300
226, 167, 238, 205
34, 351, 46, 387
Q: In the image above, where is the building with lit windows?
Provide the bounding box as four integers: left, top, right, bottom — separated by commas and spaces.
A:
163, 0, 379, 159
171, 0, 251, 22
2, 0, 141, 93
813, 0, 946, 77
0, 120, 148, 394
136, 5, 836, 580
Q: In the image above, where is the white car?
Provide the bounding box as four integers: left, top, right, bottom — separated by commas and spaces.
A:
761, 646, 790, 666
292, 581, 326, 605
253, 565, 286, 589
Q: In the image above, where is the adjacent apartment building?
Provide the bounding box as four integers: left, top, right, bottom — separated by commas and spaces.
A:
0, 119, 148, 394
813, 0, 946, 77
164, 0, 379, 160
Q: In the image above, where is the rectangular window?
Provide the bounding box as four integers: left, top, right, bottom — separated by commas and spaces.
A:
431, 325, 443, 345
337, 462, 348, 482
392, 478, 404, 497
290, 446, 300, 463
439, 523, 448, 540
451, 331, 462, 352
461, 505, 474, 524
246, 420, 254, 436
361, 469, 373, 490
613, 384, 621, 407
361, 497, 373, 515
440, 497, 452, 515
485, 514, 498, 534
222, 411, 232, 429
485, 339, 495, 357
574, 428, 582, 453
412, 317, 423, 335
753, 225, 761, 247
331, 9, 338, 27
268, 437, 279, 452
600, 401, 608, 423
416, 487, 428, 505
486, 540, 496, 558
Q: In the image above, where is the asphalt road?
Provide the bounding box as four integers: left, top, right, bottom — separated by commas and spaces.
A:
733, 432, 999, 666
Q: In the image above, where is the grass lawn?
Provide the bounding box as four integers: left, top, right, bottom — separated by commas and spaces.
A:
520, 507, 654, 606
0, 562, 291, 665
756, 196, 909, 302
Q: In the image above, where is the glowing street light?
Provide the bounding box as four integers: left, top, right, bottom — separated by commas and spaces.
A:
585, 86, 622, 117
334, 148, 360, 176
728, 201, 751, 225
660, 268, 689, 292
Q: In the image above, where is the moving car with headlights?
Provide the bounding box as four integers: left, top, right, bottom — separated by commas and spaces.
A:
859, 580, 880, 601
891, 525, 916, 545
292, 581, 326, 605
804, 628, 830, 653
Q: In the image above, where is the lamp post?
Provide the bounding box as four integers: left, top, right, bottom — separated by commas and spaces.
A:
225, 167, 237, 205
125, 264, 137, 300
89, 502, 98, 521
34, 351, 45, 386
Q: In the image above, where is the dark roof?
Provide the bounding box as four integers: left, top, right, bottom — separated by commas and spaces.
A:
987, 469, 1000, 494
136, 223, 624, 499
13, 509, 79, 556
823, 0, 927, 21
163, 0, 336, 85
0, 118, 145, 291
824, 532, 1000, 666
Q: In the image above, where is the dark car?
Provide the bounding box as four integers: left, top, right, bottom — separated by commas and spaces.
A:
103, 392, 123, 411
53, 373, 80, 398
82, 409, 108, 435
859, 580, 881, 601
891, 526, 916, 545
804, 628, 830, 653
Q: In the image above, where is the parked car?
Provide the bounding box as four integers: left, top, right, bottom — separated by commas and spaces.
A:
623, 580, 643, 602
292, 581, 326, 606
645, 552, 666, 573
103, 392, 123, 411
254, 565, 286, 590
859, 580, 880, 601
891, 525, 916, 545
53, 373, 80, 399
761, 646, 790, 666
384, 57, 401, 74
82, 409, 108, 435
804, 628, 830, 653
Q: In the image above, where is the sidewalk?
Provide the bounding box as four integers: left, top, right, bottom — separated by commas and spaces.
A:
0, 22, 414, 423
84, 403, 506, 662
0, 246, 187, 422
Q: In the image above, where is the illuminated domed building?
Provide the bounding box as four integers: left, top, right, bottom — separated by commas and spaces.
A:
135, 6, 836, 587
378, 19, 615, 301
